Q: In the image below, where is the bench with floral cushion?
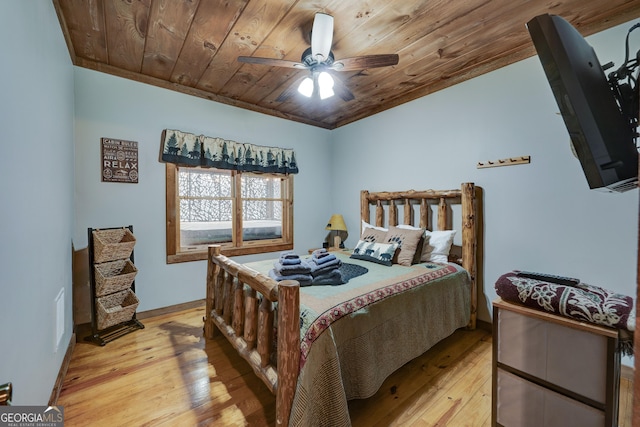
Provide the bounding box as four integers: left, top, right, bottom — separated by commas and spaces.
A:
495, 270, 635, 355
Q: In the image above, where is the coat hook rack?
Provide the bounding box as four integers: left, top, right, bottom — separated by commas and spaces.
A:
477, 155, 531, 169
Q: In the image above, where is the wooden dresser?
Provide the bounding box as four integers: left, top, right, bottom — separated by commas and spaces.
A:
492, 298, 621, 427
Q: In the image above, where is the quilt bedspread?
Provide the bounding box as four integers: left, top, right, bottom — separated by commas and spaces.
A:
244, 252, 471, 426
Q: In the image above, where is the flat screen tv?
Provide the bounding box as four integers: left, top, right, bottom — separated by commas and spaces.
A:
527, 13, 638, 192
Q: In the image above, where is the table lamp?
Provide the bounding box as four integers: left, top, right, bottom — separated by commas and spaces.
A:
325, 214, 348, 249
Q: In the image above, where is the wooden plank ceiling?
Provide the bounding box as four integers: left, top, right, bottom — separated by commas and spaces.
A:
53, 0, 640, 129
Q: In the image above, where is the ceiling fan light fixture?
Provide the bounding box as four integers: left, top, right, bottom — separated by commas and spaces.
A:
298, 76, 314, 97
320, 86, 335, 100
318, 71, 335, 99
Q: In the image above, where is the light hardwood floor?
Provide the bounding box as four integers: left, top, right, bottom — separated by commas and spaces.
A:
57, 303, 633, 426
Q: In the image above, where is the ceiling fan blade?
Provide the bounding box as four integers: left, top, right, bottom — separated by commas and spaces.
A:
238, 56, 306, 69
332, 75, 355, 102
311, 13, 333, 62
331, 54, 399, 71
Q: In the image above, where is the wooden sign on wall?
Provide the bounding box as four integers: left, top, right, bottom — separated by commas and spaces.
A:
101, 138, 139, 183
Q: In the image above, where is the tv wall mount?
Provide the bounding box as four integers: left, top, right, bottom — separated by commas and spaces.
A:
605, 22, 640, 146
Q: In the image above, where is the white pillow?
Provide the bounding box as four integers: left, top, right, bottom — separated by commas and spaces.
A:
397, 224, 422, 231
361, 220, 388, 232
420, 230, 456, 263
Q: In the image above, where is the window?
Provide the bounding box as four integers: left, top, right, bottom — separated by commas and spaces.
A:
166, 163, 293, 263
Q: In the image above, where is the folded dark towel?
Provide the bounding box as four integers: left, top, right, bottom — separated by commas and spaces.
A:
268, 269, 312, 286
273, 259, 311, 275
311, 252, 338, 265
308, 257, 341, 275
279, 251, 302, 265
312, 270, 344, 286
310, 262, 342, 277
312, 248, 330, 258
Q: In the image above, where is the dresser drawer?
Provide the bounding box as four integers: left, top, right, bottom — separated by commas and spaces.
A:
496, 307, 608, 403
496, 369, 605, 427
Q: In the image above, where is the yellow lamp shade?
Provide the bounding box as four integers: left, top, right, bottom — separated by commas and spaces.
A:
326, 214, 347, 231
325, 214, 348, 248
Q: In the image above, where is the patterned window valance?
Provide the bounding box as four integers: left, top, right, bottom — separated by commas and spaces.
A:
160, 129, 299, 174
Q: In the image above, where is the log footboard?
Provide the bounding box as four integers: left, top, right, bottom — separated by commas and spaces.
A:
204, 245, 299, 426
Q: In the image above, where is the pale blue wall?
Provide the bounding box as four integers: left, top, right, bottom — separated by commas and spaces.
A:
0, 1, 75, 405
332, 19, 639, 331
73, 68, 334, 311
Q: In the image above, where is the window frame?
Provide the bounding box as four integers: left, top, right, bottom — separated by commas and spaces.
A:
165, 163, 294, 264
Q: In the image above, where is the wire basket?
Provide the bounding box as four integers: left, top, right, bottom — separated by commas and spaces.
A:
96, 289, 139, 330
94, 259, 138, 297
93, 228, 136, 263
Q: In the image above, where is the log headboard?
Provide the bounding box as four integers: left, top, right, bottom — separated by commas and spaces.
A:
360, 182, 478, 329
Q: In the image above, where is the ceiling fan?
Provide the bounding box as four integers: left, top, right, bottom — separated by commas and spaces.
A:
237, 13, 399, 102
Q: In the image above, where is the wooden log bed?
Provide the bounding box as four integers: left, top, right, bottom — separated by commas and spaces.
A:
204, 182, 479, 426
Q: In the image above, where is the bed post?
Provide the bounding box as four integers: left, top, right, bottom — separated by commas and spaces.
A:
360, 190, 370, 232
461, 183, 477, 330
276, 280, 300, 426
204, 245, 220, 339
